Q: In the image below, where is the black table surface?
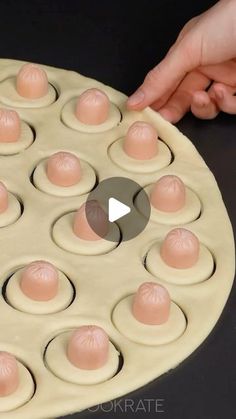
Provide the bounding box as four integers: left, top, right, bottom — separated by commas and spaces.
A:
0, 1, 235, 418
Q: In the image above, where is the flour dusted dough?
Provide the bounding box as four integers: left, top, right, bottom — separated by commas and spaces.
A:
33, 158, 96, 197
62, 96, 121, 133
0, 59, 233, 419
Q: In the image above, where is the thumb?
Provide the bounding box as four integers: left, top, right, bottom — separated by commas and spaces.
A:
127, 39, 198, 110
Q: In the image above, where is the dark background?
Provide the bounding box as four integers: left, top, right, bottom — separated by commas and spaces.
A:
1, 1, 235, 418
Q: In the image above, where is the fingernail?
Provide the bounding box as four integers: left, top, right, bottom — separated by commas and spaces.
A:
127, 90, 145, 107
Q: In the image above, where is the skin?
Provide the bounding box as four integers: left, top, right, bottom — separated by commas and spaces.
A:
127, 0, 236, 123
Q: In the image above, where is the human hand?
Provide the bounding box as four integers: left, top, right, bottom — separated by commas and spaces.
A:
127, 0, 236, 122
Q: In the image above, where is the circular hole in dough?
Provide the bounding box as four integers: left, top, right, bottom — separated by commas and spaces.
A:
0, 77, 57, 108
0, 356, 35, 413
52, 211, 120, 255
108, 138, 172, 173
33, 156, 96, 197
112, 294, 186, 346
5, 267, 74, 315
0, 120, 34, 156
61, 96, 121, 133
145, 240, 214, 285
135, 183, 201, 225
44, 330, 120, 385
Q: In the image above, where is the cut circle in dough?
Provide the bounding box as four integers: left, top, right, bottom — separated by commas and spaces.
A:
0, 361, 34, 412
0, 121, 34, 156
146, 241, 214, 285
0, 77, 56, 108
0, 192, 21, 227
5, 268, 73, 315
108, 138, 172, 173
61, 97, 121, 133
135, 184, 201, 225
33, 158, 96, 197
112, 295, 186, 346
45, 331, 120, 385
52, 212, 120, 255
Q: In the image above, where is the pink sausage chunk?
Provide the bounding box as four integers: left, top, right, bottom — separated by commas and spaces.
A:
75, 88, 110, 125
132, 282, 171, 325
20, 261, 59, 301
0, 352, 19, 397
123, 121, 158, 160
67, 326, 109, 370
150, 175, 186, 212
0, 109, 21, 143
160, 228, 200, 269
46, 152, 81, 187
16, 63, 49, 99
73, 201, 109, 241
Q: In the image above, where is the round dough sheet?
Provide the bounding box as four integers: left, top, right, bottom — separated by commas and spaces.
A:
0, 59, 233, 419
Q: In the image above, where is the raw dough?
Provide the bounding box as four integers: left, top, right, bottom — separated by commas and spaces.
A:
0, 77, 56, 108
45, 331, 120, 385
33, 158, 96, 197
146, 241, 214, 285
0, 361, 34, 412
0, 121, 34, 156
112, 295, 186, 345
6, 268, 73, 314
109, 137, 172, 173
135, 184, 201, 225
0, 59, 233, 419
61, 96, 121, 133
0, 192, 21, 227
53, 212, 120, 255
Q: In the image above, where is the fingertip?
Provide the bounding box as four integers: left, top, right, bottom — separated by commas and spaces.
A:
192, 91, 210, 107
158, 108, 173, 122
158, 107, 181, 124
212, 83, 225, 101
191, 90, 218, 119
126, 90, 145, 110
211, 83, 236, 114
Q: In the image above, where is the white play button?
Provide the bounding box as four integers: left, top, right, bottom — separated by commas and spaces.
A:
108, 197, 131, 222
86, 177, 151, 242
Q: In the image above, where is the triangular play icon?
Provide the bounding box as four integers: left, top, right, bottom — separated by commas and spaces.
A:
108, 197, 131, 222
